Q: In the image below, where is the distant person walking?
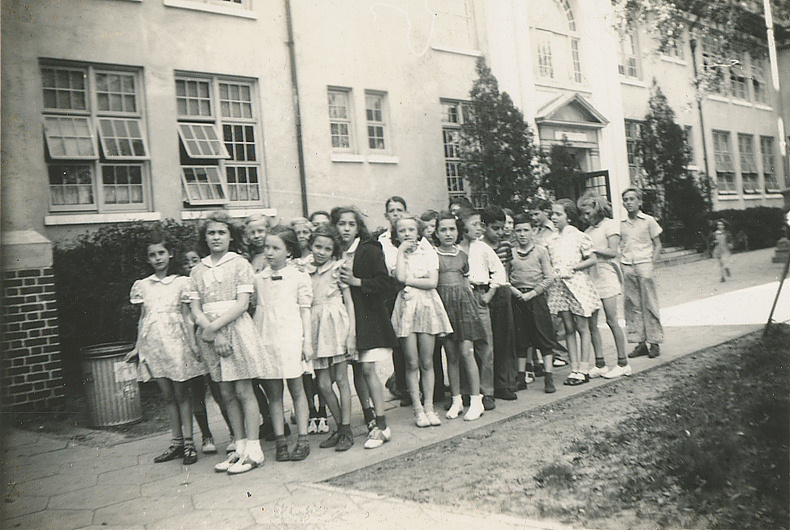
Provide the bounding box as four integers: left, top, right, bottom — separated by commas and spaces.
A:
620, 188, 664, 359
711, 220, 733, 282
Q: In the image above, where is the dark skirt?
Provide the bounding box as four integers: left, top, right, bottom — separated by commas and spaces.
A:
436, 284, 485, 342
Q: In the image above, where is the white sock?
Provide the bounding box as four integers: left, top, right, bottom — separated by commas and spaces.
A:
235, 438, 247, 456
245, 439, 263, 461
580, 362, 590, 374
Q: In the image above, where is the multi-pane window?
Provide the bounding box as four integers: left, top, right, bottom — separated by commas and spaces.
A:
365, 92, 387, 151
761, 136, 779, 192
684, 125, 695, 163
328, 89, 353, 151
713, 130, 736, 193
41, 64, 149, 212
176, 75, 263, 205
730, 52, 748, 100
441, 100, 470, 201
532, 0, 583, 84
664, 32, 685, 59
701, 36, 727, 95
738, 134, 759, 193
752, 54, 768, 104
625, 120, 643, 186
618, 30, 640, 78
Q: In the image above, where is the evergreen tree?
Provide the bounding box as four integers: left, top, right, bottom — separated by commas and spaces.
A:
541, 139, 583, 200
638, 81, 710, 245
460, 57, 538, 210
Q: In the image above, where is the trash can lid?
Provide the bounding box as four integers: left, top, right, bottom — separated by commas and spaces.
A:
80, 342, 136, 359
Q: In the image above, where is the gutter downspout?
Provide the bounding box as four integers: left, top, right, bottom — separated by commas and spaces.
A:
285, 0, 309, 217
689, 36, 713, 205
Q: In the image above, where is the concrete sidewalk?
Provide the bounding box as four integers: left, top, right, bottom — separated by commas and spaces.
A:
2, 249, 788, 530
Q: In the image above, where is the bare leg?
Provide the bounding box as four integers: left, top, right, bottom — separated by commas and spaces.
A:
443, 339, 461, 397
574, 314, 592, 370
602, 296, 627, 364
362, 362, 386, 417
417, 333, 436, 411
218, 381, 245, 441
400, 334, 422, 411
559, 311, 578, 372
458, 340, 479, 394
173, 381, 193, 440
315, 368, 341, 426
234, 380, 260, 442
589, 309, 604, 364
331, 361, 352, 425
286, 377, 310, 436
352, 362, 371, 410
261, 380, 285, 436
156, 378, 182, 440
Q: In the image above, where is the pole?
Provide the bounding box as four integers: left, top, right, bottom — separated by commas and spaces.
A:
763, 0, 790, 186
285, 0, 310, 217
764, 247, 790, 337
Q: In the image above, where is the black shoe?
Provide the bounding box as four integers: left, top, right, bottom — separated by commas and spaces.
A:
534, 364, 545, 377
319, 431, 341, 449
154, 445, 184, 463
544, 373, 556, 394
567, 373, 590, 386
400, 395, 412, 407
385, 374, 404, 399
335, 431, 354, 452
259, 422, 275, 442
628, 343, 649, 358
648, 344, 661, 358
482, 395, 496, 410
516, 379, 528, 391
290, 439, 310, 461
183, 445, 198, 465
275, 442, 290, 462
494, 388, 518, 401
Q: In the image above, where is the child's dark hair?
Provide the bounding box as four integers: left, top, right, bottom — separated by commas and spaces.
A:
420, 209, 439, 229
531, 198, 552, 212
310, 225, 343, 259
555, 198, 581, 226
449, 196, 474, 210
455, 207, 480, 236
143, 230, 178, 275
266, 225, 302, 259
513, 213, 533, 228
434, 210, 464, 245
309, 210, 331, 224
197, 210, 244, 256
385, 196, 407, 212
502, 208, 515, 219
481, 205, 505, 225
331, 205, 372, 241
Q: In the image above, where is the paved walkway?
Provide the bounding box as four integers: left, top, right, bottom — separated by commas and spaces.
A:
2, 249, 788, 530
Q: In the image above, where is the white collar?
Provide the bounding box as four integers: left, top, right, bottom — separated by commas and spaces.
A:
147, 274, 177, 284
202, 252, 239, 268
345, 238, 360, 255
258, 263, 293, 279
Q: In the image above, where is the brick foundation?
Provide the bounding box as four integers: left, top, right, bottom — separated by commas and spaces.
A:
2, 231, 65, 411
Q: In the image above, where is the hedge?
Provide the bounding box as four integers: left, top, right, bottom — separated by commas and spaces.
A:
703, 207, 786, 252
53, 220, 198, 389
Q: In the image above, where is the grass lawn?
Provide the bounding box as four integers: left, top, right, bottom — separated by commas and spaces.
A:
329, 325, 790, 529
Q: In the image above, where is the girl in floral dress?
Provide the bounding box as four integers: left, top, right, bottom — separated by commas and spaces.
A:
189, 211, 267, 474
546, 199, 601, 386
391, 215, 453, 428
130, 232, 205, 466
309, 225, 357, 451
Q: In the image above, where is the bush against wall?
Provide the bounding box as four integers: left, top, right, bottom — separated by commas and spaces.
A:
53, 220, 198, 388
704, 207, 786, 252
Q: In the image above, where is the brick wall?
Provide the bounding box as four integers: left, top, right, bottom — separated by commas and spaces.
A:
2, 267, 65, 411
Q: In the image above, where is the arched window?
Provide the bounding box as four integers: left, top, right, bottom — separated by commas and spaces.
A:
531, 0, 582, 84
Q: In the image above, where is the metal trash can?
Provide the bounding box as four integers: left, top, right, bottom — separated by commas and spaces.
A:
81, 342, 142, 427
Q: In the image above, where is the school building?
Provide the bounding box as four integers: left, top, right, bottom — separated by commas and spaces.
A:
1, 0, 788, 409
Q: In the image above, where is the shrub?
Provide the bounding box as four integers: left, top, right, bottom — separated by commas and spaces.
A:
53, 220, 198, 389
703, 207, 786, 252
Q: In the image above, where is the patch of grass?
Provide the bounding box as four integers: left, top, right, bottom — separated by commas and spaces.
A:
534, 463, 575, 489
542, 325, 790, 529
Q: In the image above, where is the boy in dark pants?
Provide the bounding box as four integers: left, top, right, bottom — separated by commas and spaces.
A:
509, 214, 565, 393
481, 206, 518, 401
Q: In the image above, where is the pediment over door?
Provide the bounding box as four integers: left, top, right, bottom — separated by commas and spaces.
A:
535, 93, 608, 129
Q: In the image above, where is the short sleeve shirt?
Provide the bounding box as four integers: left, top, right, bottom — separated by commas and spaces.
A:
620, 212, 662, 265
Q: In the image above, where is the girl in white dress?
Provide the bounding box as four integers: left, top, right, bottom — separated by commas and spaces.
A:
254, 226, 314, 462
390, 215, 453, 428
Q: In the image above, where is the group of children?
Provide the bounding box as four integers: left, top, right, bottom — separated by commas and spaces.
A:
128, 187, 665, 474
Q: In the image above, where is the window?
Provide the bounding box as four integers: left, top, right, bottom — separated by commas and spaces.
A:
752, 53, 768, 104
441, 100, 471, 201
433, 0, 477, 50
730, 52, 748, 100
618, 29, 640, 78
761, 136, 779, 192
713, 130, 735, 193
684, 125, 694, 163
176, 75, 263, 205
738, 134, 759, 193
625, 120, 643, 186
532, 0, 583, 84
701, 36, 727, 95
365, 92, 388, 151
40, 63, 149, 212
663, 31, 685, 60
328, 88, 353, 151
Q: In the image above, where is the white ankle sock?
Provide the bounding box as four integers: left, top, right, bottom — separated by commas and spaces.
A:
235, 438, 247, 455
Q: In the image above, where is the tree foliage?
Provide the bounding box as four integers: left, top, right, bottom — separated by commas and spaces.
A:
540, 140, 583, 201
638, 82, 711, 246
460, 57, 539, 210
